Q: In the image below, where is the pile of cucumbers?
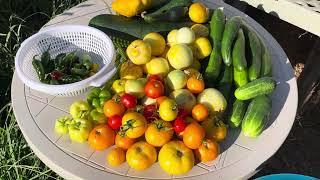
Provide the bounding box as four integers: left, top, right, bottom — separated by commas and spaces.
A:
203, 9, 276, 138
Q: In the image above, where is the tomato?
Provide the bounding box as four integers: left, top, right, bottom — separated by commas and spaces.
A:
107, 147, 126, 166
194, 138, 219, 162
192, 104, 209, 122
158, 141, 194, 175
104, 99, 125, 118
145, 120, 173, 147
112, 79, 126, 94
177, 107, 188, 118
183, 122, 205, 149
156, 96, 169, 105
126, 141, 157, 170
148, 74, 163, 82
121, 112, 147, 138
108, 115, 122, 130
121, 93, 137, 109
187, 75, 205, 94
115, 134, 136, 150
201, 119, 227, 142
173, 117, 187, 133
143, 104, 159, 122
176, 116, 197, 139
88, 124, 115, 150
144, 80, 164, 98
159, 99, 178, 121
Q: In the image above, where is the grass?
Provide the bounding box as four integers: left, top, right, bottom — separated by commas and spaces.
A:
0, 0, 84, 179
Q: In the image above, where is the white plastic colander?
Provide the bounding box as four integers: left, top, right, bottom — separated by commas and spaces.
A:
15, 25, 116, 96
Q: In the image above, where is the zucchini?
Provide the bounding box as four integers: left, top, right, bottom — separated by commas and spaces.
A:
246, 29, 262, 81
204, 8, 225, 84
89, 14, 193, 39
233, 67, 248, 88
217, 65, 233, 100
260, 38, 272, 77
232, 28, 247, 71
241, 95, 271, 137
235, 77, 276, 100
221, 16, 242, 66
228, 99, 248, 128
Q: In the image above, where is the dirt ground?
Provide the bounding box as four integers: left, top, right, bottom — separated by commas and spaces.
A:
224, 3, 320, 178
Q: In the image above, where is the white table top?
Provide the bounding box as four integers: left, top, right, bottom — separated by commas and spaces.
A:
11, 0, 298, 179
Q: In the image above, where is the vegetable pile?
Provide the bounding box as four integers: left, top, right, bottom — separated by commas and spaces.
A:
32, 50, 99, 84
53, 0, 276, 175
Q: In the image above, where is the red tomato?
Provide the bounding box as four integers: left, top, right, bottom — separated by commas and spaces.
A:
148, 75, 163, 82
173, 117, 187, 133
143, 104, 159, 122
108, 115, 122, 130
120, 93, 137, 109
177, 107, 188, 118
144, 80, 164, 99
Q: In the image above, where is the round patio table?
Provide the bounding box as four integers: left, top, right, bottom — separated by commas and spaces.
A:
11, 0, 298, 179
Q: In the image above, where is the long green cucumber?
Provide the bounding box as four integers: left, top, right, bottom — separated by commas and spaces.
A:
228, 99, 248, 128
235, 77, 276, 100
241, 95, 271, 137
217, 65, 233, 100
221, 16, 242, 66
232, 28, 247, 71
204, 8, 225, 84
234, 67, 248, 88
259, 38, 272, 77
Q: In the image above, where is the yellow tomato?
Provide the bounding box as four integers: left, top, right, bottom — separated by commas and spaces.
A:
158, 141, 194, 175
107, 147, 126, 166
201, 118, 227, 142
112, 79, 126, 94
145, 120, 174, 147
159, 99, 178, 121
189, 2, 209, 23
121, 112, 147, 138
126, 141, 157, 170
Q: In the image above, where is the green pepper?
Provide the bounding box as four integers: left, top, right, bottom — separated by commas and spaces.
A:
32, 58, 45, 82
87, 88, 111, 110
68, 118, 93, 143
90, 109, 106, 125
69, 100, 91, 119
60, 75, 82, 84
54, 116, 72, 135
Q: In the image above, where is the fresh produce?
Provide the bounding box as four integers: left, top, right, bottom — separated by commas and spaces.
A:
193, 37, 212, 59
167, 29, 178, 46
90, 109, 106, 125
202, 118, 227, 142
159, 98, 178, 121
188, 2, 209, 23
112, 79, 126, 93
142, 0, 191, 23
260, 39, 272, 77
107, 147, 126, 166
70, 100, 91, 119
192, 104, 209, 122
234, 67, 248, 88
228, 100, 248, 128
242, 95, 271, 137
173, 117, 187, 133
186, 73, 205, 94
191, 24, 209, 37
115, 134, 136, 150
124, 79, 146, 98
88, 124, 115, 150
221, 16, 242, 66
183, 122, 205, 149
103, 99, 125, 118
145, 57, 170, 76
54, 116, 72, 135
144, 80, 165, 98
121, 93, 137, 109
158, 141, 194, 175
217, 66, 233, 100
145, 120, 174, 147
120, 61, 143, 79
68, 118, 93, 143
120, 112, 147, 138
126, 141, 157, 170
194, 138, 219, 162
176, 27, 195, 44
143, 32, 166, 56
87, 87, 112, 113
143, 104, 159, 121
234, 77, 276, 100
108, 115, 122, 130
170, 89, 196, 113
167, 44, 193, 69
190, 59, 201, 70
126, 40, 151, 65
197, 88, 227, 114
232, 28, 247, 71
166, 70, 188, 90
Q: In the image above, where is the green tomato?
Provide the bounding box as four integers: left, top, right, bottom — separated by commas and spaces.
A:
125, 79, 146, 98
54, 116, 72, 135
165, 70, 187, 90
170, 89, 196, 113
90, 109, 106, 125
68, 118, 93, 143
70, 100, 91, 119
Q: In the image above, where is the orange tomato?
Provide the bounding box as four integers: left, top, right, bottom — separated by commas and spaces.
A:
186, 75, 205, 94
104, 99, 125, 118
115, 134, 136, 150
176, 116, 196, 139
183, 122, 205, 149
201, 118, 227, 142
156, 96, 169, 105
88, 124, 115, 150
192, 104, 209, 122
194, 138, 219, 162
145, 120, 174, 147
107, 147, 126, 166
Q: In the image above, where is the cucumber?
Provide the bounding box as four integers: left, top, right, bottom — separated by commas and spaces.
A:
233, 67, 248, 88
241, 95, 271, 137
89, 14, 193, 39
232, 28, 247, 71
235, 77, 276, 100
217, 65, 233, 100
204, 8, 225, 84
247, 30, 262, 81
143, 0, 192, 23
221, 16, 242, 66
260, 38, 272, 77
228, 99, 248, 128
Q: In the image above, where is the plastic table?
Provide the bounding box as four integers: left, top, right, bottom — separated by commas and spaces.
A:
11, 0, 298, 179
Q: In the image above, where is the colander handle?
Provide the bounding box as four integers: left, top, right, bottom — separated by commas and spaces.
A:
89, 67, 117, 87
